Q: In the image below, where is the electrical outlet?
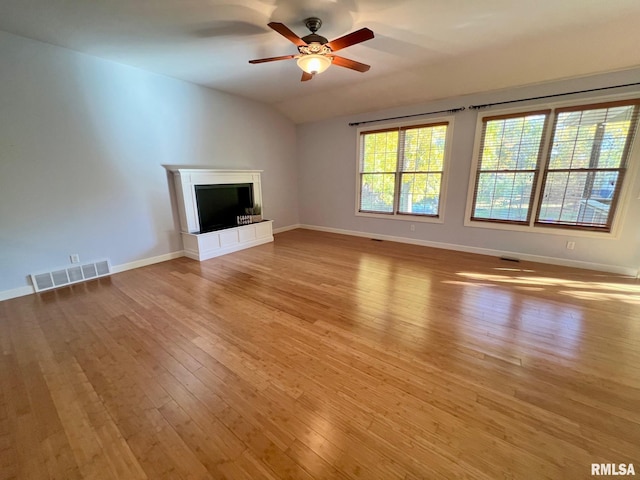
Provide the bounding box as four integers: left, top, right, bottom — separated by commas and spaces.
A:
410, 224, 415, 231
566, 241, 575, 250
70, 254, 80, 263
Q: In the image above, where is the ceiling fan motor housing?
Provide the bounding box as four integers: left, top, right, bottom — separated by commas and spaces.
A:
301, 17, 328, 45
301, 33, 328, 45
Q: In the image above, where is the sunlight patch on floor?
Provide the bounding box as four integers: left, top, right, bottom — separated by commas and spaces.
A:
560, 290, 640, 304
454, 271, 640, 304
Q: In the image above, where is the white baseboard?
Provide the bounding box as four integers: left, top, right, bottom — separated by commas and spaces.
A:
273, 223, 302, 234
1, 250, 185, 302
0, 285, 35, 302
110, 250, 185, 274
298, 224, 638, 277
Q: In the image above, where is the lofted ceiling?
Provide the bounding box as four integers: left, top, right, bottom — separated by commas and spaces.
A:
1, 0, 640, 123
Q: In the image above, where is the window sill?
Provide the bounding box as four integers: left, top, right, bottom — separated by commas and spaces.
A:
463, 218, 619, 239
356, 211, 444, 224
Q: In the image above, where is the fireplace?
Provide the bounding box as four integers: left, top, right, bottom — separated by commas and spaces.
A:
168, 168, 273, 260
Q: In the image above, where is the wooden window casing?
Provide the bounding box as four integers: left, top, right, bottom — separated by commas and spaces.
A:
469, 98, 640, 233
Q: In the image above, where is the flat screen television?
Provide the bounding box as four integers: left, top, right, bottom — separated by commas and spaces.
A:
194, 183, 254, 233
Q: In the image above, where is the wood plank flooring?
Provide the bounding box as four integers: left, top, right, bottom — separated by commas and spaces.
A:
1, 228, 639, 479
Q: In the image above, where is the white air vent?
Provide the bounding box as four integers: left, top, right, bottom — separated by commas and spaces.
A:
31, 260, 111, 292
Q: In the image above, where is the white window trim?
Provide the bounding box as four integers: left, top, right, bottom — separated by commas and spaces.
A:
463, 92, 640, 239
354, 115, 455, 224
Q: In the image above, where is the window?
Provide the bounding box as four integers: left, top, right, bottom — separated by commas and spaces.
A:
358, 120, 451, 219
468, 99, 639, 233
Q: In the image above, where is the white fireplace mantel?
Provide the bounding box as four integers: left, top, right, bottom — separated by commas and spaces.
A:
169, 168, 264, 234
168, 168, 273, 261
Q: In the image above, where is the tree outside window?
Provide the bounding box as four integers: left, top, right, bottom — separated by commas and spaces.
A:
359, 122, 450, 219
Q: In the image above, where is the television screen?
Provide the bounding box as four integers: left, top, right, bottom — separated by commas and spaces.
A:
194, 183, 254, 233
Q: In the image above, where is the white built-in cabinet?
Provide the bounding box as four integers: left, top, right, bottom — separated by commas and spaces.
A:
181, 220, 273, 261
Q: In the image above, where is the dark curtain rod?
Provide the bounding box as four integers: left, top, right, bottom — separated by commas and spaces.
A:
348, 107, 465, 127
469, 81, 640, 110
349, 82, 640, 126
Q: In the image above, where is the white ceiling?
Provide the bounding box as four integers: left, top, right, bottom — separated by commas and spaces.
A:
1, 0, 640, 123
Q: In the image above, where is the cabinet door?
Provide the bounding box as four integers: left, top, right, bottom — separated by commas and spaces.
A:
198, 233, 221, 251
255, 222, 272, 239
219, 229, 240, 247
239, 226, 257, 243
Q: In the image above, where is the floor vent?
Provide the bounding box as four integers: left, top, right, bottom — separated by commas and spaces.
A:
31, 260, 111, 292
500, 256, 520, 263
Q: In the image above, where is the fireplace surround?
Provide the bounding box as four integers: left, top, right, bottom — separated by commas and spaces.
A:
169, 168, 273, 260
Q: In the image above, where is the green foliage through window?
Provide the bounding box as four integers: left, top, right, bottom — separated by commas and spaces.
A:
359, 123, 449, 216
472, 112, 548, 223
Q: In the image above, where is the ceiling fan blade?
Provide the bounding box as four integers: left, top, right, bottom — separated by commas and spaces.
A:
326, 28, 374, 52
301, 71, 313, 82
248, 54, 296, 64
268, 22, 307, 47
331, 55, 370, 72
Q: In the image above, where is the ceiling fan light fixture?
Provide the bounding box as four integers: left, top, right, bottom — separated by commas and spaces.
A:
297, 54, 332, 75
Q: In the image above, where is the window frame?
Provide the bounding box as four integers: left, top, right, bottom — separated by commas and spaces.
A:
355, 116, 454, 223
464, 93, 640, 238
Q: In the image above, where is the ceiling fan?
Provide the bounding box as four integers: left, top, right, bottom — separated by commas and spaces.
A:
249, 17, 374, 81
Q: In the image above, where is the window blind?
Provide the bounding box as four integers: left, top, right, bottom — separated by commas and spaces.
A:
359, 122, 449, 216
471, 110, 550, 223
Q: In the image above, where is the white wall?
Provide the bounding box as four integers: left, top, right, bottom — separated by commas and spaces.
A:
0, 31, 299, 294
297, 70, 640, 275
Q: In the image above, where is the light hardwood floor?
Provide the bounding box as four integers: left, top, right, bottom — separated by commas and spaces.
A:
1, 229, 639, 479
